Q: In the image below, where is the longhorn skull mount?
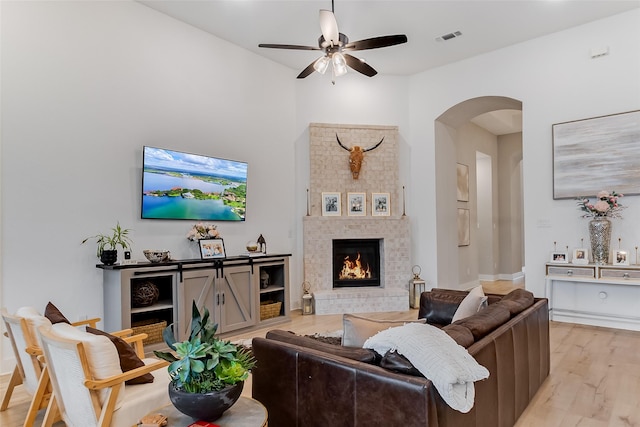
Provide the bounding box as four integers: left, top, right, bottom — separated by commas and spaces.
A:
336, 134, 384, 179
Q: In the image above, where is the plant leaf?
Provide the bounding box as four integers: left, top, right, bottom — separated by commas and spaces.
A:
153, 350, 179, 363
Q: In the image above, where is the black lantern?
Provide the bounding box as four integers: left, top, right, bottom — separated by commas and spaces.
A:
257, 234, 267, 254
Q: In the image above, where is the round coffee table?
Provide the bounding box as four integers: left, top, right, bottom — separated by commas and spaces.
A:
157, 396, 267, 427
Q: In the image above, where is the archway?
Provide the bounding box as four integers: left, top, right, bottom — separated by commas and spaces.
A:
434, 96, 523, 289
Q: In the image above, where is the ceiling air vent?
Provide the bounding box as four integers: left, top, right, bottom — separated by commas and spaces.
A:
436, 31, 462, 42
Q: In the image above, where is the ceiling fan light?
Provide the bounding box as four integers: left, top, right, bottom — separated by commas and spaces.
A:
332, 52, 348, 76
314, 56, 330, 74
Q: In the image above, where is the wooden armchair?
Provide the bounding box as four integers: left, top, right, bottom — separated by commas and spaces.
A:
38, 324, 170, 427
1, 307, 100, 426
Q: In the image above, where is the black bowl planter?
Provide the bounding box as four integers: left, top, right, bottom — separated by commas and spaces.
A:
168, 381, 244, 421
100, 250, 118, 265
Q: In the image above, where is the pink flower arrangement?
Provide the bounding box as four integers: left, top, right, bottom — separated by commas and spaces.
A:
577, 191, 625, 219
186, 223, 220, 241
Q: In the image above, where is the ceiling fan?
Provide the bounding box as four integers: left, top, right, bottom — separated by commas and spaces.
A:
258, 0, 407, 82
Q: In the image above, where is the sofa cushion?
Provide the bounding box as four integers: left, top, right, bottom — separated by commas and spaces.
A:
453, 303, 511, 340
451, 286, 486, 322
265, 330, 378, 363
86, 326, 154, 385
418, 290, 468, 325
379, 351, 423, 376
497, 288, 535, 315
342, 313, 426, 347
441, 324, 475, 348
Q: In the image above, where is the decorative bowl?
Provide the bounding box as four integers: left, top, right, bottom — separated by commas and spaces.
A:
246, 241, 259, 252
168, 381, 243, 421
143, 250, 171, 263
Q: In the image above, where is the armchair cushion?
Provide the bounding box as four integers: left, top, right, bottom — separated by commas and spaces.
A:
15, 306, 53, 349
50, 323, 124, 408
86, 326, 154, 385
44, 302, 71, 324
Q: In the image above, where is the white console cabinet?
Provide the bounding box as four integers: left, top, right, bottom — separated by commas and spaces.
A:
545, 263, 640, 331
100, 254, 290, 347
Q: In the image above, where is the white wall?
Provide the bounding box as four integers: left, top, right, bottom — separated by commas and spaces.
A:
0, 1, 296, 369
409, 9, 640, 296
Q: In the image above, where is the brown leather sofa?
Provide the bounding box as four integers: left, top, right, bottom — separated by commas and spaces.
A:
252, 288, 549, 427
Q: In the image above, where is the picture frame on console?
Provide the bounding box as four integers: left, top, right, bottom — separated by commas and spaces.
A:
372, 193, 390, 216
199, 238, 226, 259
347, 192, 366, 216
572, 248, 589, 265
614, 250, 630, 266
550, 251, 569, 263
321, 192, 341, 216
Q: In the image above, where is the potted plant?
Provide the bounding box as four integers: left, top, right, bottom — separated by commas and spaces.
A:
154, 301, 255, 421
82, 222, 133, 265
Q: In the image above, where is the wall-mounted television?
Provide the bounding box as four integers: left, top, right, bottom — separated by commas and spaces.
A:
141, 146, 247, 221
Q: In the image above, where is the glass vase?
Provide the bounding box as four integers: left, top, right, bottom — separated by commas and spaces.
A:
589, 217, 611, 264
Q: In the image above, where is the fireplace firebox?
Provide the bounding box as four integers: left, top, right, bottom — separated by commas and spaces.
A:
332, 239, 381, 288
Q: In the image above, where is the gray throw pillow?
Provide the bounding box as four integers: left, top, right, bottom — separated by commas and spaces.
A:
342, 313, 426, 347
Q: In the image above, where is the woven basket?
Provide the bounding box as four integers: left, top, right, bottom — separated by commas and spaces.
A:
131, 319, 167, 345
260, 301, 282, 320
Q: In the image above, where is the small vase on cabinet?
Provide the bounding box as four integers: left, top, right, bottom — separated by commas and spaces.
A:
589, 217, 611, 265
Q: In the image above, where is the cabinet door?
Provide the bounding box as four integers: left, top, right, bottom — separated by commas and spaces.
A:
217, 264, 255, 333
180, 268, 216, 341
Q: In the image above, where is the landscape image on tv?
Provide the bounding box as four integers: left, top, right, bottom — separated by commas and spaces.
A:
142, 146, 247, 221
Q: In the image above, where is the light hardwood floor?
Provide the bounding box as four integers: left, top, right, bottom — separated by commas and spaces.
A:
2, 282, 639, 426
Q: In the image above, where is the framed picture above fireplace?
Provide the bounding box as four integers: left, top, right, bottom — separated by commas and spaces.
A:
372, 193, 390, 216
322, 192, 342, 216
347, 192, 366, 216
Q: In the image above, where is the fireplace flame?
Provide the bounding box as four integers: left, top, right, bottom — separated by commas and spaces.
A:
339, 253, 372, 280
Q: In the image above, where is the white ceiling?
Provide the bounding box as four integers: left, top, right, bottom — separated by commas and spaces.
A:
139, 0, 639, 77
137, 0, 638, 135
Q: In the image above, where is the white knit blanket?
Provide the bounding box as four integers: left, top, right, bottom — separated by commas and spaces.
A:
363, 322, 489, 413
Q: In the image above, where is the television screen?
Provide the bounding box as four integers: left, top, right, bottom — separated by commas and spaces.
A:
142, 146, 247, 221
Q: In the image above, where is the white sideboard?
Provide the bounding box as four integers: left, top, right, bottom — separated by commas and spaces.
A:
545, 263, 640, 331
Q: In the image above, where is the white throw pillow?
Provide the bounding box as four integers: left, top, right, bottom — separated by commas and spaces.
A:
451, 286, 486, 323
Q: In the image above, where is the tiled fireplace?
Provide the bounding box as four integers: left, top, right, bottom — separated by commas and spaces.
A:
304, 123, 410, 315
333, 238, 381, 288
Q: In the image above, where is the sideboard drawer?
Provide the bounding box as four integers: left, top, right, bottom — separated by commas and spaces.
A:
600, 268, 640, 280
547, 266, 595, 278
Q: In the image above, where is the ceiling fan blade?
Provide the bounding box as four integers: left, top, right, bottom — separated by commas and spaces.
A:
297, 60, 318, 79
344, 53, 377, 77
319, 9, 339, 46
258, 43, 321, 51
344, 34, 408, 51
